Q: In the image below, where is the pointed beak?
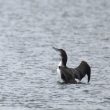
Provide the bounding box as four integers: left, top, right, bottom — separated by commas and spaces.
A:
53, 47, 62, 59
53, 47, 60, 52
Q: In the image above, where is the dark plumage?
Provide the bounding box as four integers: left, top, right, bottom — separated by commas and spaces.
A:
53, 47, 91, 84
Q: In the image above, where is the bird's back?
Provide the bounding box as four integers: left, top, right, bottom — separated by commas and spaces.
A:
59, 66, 77, 83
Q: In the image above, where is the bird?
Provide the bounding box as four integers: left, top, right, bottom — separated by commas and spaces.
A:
53, 47, 91, 84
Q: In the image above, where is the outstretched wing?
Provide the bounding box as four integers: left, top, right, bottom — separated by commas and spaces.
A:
70, 68, 84, 81
71, 61, 91, 83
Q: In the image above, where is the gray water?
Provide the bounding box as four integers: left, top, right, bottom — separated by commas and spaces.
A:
0, 0, 110, 110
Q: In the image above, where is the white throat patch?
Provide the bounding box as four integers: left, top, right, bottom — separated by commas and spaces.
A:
57, 61, 63, 82
58, 61, 63, 66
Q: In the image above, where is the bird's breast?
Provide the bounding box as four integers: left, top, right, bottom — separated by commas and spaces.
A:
57, 67, 63, 82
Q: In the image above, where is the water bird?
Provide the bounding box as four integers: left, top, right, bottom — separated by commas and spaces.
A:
53, 47, 91, 84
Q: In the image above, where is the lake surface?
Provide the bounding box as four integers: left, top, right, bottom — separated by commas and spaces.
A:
0, 0, 110, 110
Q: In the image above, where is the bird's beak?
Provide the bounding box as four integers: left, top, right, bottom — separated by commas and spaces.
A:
53, 47, 60, 52
53, 47, 62, 58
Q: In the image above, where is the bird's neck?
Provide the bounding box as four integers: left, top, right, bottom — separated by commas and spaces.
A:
58, 61, 63, 66
58, 59, 67, 67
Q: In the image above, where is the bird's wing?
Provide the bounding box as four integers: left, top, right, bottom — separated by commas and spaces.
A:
70, 67, 83, 81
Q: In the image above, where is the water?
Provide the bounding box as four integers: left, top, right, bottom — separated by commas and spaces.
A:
0, 0, 110, 110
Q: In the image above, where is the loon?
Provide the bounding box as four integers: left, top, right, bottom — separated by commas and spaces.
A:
53, 47, 91, 84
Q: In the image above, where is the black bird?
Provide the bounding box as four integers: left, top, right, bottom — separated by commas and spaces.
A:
53, 47, 91, 84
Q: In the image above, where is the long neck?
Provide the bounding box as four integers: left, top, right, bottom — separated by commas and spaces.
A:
58, 52, 67, 67
62, 57, 67, 67
56, 48, 68, 67
61, 50, 67, 67
58, 59, 67, 67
